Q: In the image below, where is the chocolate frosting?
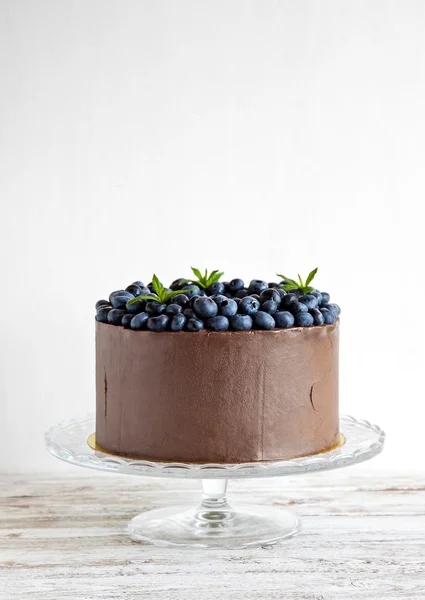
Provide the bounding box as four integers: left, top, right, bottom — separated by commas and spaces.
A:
95, 321, 339, 463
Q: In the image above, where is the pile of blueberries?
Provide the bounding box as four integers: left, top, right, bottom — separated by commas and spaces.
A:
95, 278, 341, 332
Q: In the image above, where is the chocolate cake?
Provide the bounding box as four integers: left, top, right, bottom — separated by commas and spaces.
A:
94, 268, 341, 463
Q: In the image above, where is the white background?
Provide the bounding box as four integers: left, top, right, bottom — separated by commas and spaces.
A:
1, 0, 424, 473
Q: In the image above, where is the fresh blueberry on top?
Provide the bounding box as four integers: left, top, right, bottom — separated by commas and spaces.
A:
170, 314, 186, 331
122, 313, 134, 329
309, 290, 323, 305
95, 299, 110, 311
132, 281, 145, 289
210, 294, 228, 307
219, 298, 238, 317
172, 293, 189, 307
248, 280, 268, 295
95, 307, 111, 323
130, 312, 149, 330
259, 288, 281, 305
239, 296, 260, 316
295, 302, 308, 313
230, 314, 253, 331
110, 291, 134, 309
327, 303, 341, 316
253, 311, 275, 330
147, 315, 169, 332
320, 292, 330, 305
235, 289, 248, 299
298, 294, 318, 310
107, 308, 127, 325
183, 308, 197, 319
261, 299, 278, 315
251, 294, 261, 301
310, 307, 325, 326
281, 293, 298, 311
169, 278, 187, 291
207, 282, 225, 296
206, 315, 229, 331
228, 278, 245, 293
294, 312, 314, 327
193, 296, 218, 319
125, 284, 142, 296
320, 308, 336, 324
165, 303, 182, 316
145, 301, 167, 316
182, 284, 201, 298
274, 311, 295, 328
185, 317, 205, 332
109, 289, 125, 302
126, 299, 146, 314
268, 282, 279, 288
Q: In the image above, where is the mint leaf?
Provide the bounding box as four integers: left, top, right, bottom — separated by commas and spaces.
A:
164, 287, 196, 302
191, 267, 203, 281
305, 267, 318, 287
128, 294, 160, 305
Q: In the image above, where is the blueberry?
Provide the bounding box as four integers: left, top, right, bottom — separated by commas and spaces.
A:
207, 282, 225, 296
206, 315, 229, 331
276, 288, 287, 299
183, 308, 197, 319
281, 293, 298, 311
107, 308, 126, 325
251, 294, 261, 301
130, 312, 149, 330
182, 284, 201, 298
239, 296, 260, 316
320, 308, 336, 324
299, 294, 318, 310
274, 311, 295, 328
109, 290, 125, 302
234, 297, 242, 306
95, 299, 110, 311
295, 312, 314, 327
253, 311, 275, 330
219, 298, 238, 317
310, 290, 323, 305
228, 278, 245, 293
261, 299, 278, 315
165, 303, 182, 316
230, 314, 253, 331
210, 294, 228, 307
320, 292, 330, 305
125, 284, 142, 296
268, 282, 279, 288
193, 296, 218, 319
310, 307, 325, 326
327, 303, 341, 317
172, 294, 189, 307
170, 314, 186, 331
126, 299, 146, 314
185, 318, 205, 332
259, 288, 281, 305
169, 278, 187, 291
110, 291, 134, 309
146, 301, 167, 315
122, 313, 134, 328
296, 302, 308, 313
132, 281, 145, 288
235, 289, 248, 299
248, 280, 268, 295
95, 307, 111, 323
147, 315, 169, 332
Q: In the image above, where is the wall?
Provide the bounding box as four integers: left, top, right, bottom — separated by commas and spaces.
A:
1, 0, 424, 473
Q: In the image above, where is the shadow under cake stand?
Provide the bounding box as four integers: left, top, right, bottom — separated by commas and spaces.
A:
45, 415, 385, 548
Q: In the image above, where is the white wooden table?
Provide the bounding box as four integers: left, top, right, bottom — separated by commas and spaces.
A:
1, 468, 424, 599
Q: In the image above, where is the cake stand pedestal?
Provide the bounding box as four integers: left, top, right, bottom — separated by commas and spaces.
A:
45, 415, 385, 548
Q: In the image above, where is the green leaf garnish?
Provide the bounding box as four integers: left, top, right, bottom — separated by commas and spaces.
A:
128, 274, 195, 305
187, 267, 224, 290
276, 268, 318, 294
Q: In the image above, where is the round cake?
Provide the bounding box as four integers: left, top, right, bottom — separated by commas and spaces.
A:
94, 268, 341, 463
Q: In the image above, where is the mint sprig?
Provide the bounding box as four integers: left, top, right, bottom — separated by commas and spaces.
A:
276, 267, 318, 294
128, 274, 194, 305
187, 267, 224, 290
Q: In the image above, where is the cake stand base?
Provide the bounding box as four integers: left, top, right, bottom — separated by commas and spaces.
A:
128, 479, 299, 548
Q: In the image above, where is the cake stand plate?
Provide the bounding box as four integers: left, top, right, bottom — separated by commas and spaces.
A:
45, 415, 385, 548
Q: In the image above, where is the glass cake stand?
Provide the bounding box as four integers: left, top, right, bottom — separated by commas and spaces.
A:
45, 415, 385, 548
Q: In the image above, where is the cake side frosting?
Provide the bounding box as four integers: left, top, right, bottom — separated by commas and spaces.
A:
95, 320, 339, 463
